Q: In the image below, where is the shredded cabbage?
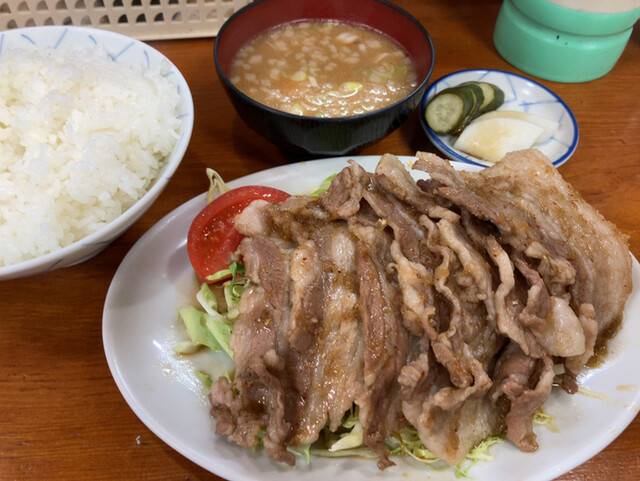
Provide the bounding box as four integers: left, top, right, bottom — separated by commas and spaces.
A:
173, 306, 223, 353
174, 263, 249, 360
287, 405, 502, 476
389, 427, 440, 466
454, 436, 502, 478
206, 168, 231, 204
287, 443, 312, 464
309, 174, 337, 197
533, 406, 559, 433
195, 370, 213, 390
309, 407, 366, 453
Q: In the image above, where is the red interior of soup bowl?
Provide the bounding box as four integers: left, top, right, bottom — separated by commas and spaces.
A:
216, 0, 434, 85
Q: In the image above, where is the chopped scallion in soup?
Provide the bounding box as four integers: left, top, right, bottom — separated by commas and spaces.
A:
229, 21, 418, 117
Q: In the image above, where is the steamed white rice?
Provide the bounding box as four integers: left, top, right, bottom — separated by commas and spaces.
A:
0, 44, 182, 267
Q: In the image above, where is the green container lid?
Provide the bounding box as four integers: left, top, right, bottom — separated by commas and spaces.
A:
494, 0, 640, 82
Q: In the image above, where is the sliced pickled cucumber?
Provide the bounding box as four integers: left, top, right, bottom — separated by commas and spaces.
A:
426, 80, 506, 136
424, 86, 477, 134
449, 83, 485, 135
478, 82, 505, 113
461, 81, 505, 113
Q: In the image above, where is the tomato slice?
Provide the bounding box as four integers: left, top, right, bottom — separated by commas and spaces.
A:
187, 185, 291, 282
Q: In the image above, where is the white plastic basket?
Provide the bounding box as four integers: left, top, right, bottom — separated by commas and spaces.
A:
0, 0, 252, 40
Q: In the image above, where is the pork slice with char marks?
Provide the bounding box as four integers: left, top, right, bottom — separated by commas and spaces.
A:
413, 392, 506, 466
287, 221, 364, 445
267, 195, 329, 244
390, 240, 437, 338
288, 240, 324, 352
563, 303, 598, 393
234, 199, 273, 237
266, 194, 365, 441
209, 234, 296, 465
265, 194, 330, 354
209, 286, 270, 448
459, 149, 631, 340
415, 149, 631, 379
352, 228, 409, 470
415, 153, 578, 296
413, 151, 465, 189
437, 217, 496, 325
322, 161, 368, 218
512, 254, 590, 358
374, 153, 442, 216
402, 354, 505, 466
345, 160, 425, 263
239, 236, 291, 342
484, 236, 546, 358
490, 342, 555, 452
209, 282, 294, 464
417, 213, 496, 394
315, 222, 364, 432
396, 207, 502, 466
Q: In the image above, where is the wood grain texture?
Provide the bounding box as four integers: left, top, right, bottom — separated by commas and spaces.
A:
1, 1, 638, 479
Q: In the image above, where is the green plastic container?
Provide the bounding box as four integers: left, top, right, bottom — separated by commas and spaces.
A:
494, 0, 640, 82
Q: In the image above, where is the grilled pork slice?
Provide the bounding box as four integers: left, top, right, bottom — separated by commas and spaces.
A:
207, 150, 632, 469
416, 149, 632, 390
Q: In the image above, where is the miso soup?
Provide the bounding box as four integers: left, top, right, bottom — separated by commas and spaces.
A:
229, 21, 418, 118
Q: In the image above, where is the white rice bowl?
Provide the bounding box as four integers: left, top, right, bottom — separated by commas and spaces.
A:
0, 26, 193, 280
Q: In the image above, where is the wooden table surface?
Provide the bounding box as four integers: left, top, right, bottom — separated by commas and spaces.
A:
2, 1, 639, 479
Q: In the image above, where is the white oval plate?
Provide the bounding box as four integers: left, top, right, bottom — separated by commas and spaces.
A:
419, 69, 579, 168
103, 156, 640, 481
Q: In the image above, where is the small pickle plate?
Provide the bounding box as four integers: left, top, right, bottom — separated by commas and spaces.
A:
420, 69, 578, 168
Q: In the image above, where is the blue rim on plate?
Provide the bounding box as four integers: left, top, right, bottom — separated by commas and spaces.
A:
419, 69, 579, 168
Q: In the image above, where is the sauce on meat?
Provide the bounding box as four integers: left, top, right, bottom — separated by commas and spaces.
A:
586, 316, 623, 368
229, 21, 418, 117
